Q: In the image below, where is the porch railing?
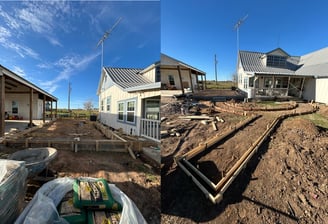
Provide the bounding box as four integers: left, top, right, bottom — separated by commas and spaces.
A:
140, 118, 160, 142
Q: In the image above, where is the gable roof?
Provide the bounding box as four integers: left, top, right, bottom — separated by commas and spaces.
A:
160, 53, 206, 75
104, 67, 152, 90
239, 46, 328, 77
239, 50, 297, 75
296, 47, 328, 77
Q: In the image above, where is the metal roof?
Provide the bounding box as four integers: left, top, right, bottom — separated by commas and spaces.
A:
104, 67, 152, 89
0, 64, 57, 101
239, 50, 297, 75
160, 53, 206, 75
240, 47, 328, 77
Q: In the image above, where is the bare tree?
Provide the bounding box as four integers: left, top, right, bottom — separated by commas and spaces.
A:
83, 100, 94, 113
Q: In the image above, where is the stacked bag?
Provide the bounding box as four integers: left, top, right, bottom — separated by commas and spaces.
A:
15, 177, 147, 224
58, 178, 122, 224
0, 159, 28, 223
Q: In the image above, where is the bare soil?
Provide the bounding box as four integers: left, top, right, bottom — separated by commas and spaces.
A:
161, 96, 328, 224
1, 119, 160, 224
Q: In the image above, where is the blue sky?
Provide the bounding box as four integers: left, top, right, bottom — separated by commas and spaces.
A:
161, 0, 328, 81
0, 1, 160, 109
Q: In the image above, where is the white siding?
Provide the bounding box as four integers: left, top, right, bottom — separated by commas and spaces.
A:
303, 78, 316, 102
5, 94, 44, 119
315, 78, 328, 104
98, 85, 159, 136
142, 68, 155, 82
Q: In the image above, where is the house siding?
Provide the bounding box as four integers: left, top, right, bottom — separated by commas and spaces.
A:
303, 78, 316, 102
98, 84, 159, 136
161, 68, 193, 90
5, 94, 44, 119
315, 78, 328, 104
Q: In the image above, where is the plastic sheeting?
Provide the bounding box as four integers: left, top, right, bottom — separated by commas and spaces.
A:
15, 177, 147, 224
0, 159, 28, 224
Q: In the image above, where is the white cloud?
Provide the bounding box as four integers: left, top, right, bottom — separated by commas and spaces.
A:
40, 52, 100, 93
12, 66, 26, 77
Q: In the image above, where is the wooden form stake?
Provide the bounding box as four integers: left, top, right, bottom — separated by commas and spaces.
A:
177, 108, 317, 204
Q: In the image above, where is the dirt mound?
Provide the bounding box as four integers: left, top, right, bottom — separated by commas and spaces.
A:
281, 117, 319, 140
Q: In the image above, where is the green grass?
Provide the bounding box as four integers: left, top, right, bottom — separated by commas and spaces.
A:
301, 113, 328, 129
205, 80, 236, 89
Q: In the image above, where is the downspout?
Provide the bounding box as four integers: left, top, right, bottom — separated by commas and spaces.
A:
0, 74, 5, 137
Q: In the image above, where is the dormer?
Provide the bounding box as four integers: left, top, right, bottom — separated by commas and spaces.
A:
261, 48, 290, 68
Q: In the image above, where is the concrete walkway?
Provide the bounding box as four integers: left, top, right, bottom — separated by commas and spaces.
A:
4, 120, 52, 135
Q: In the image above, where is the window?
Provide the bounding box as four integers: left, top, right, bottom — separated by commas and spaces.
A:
126, 101, 135, 123
275, 78, 282, 88
267, 55, 287, 68
243, 77, 248, 89
106, 96, 111, 112
118, 102, 124, 121
145, 100, 160, 120
12, 101, 18, 114
168, 75, 175, 85
264, 77, 272, 88
249, 77, 254, 87
100, 100, 104, 111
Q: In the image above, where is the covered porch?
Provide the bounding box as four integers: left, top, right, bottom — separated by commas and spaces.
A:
140, 96, 160, 142
247, 74, 307, 99
0, 65, 58, 137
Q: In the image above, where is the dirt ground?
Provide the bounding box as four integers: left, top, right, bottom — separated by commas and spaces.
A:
0, 119, 160, 224
161, 96, 328, 224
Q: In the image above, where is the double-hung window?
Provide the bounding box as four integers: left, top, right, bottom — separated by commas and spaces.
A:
106, 96, 111, 112
126, 101, 136, 123
118, 102, 124, 121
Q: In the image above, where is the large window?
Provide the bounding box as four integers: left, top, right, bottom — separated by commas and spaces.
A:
168, 75, 175, 85
267, 55, 287, 68
118, 102, 124, 121
126, 101, 136, 123
106, 96, 111, 112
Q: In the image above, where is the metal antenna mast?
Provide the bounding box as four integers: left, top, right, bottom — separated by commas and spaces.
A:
96, 17, 122, 68
234, 14, 248, 58
214, 54, 218, 87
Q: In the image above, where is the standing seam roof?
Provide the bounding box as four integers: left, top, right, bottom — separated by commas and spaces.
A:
104, 67, 152, 89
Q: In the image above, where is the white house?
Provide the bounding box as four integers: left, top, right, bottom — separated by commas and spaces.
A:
160, 54, 206, 95
97, 62, 161, 142
237, 47, 328, 104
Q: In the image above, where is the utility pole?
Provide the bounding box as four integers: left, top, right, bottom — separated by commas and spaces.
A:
96, 17, 122, 69
214, 54, 218, 88
68, 82, 71, 113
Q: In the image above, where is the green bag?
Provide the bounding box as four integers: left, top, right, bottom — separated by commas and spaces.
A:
58, 190, 87, 224
87, 210, 121, 224
73, 178, 122, 210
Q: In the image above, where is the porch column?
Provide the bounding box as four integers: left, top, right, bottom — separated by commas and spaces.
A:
200, 75, 204, 90
50, 99, 53, 120
196, 73, 200, 90
0, 74, 5, 137
204, 74, 207, 90
177, 65, 184, 94
299, 77, 305, 98
29, 88, 33, 127
287, 77, 291, 96
188, 69, 194, 93
55, 101, 58, 118
43, 95, 46, 123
